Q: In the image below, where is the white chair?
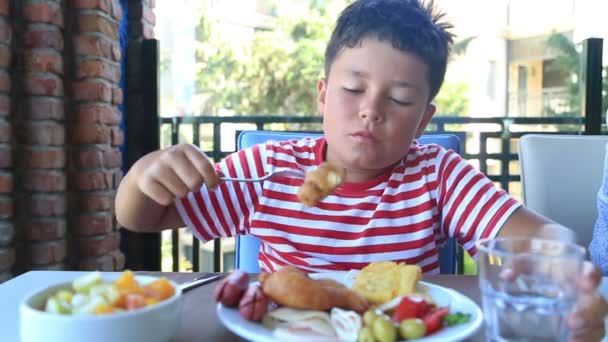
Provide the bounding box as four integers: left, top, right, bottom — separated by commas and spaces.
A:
519, 134, 608, 248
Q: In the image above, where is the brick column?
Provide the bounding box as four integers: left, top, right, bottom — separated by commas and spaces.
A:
0, 0, 14, 281
126, 0, 155, 137
18, 0, 68, 270
69, 0, 124, 270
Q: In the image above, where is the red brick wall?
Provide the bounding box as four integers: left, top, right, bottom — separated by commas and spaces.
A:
0, 0, 13, 283
0, 0, 155, 282
70, 0, 124, 271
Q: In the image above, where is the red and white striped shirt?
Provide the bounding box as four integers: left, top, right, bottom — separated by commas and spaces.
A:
176, 137, 520, 274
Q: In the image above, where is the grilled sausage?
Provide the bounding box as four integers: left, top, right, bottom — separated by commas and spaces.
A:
213, 269, 249, 307
238, 283, 268, 321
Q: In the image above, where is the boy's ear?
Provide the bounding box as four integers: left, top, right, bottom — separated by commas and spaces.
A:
415, 104, 436, 137
317, 78, 327, 115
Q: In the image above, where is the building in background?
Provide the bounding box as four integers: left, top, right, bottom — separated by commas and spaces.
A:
438, 0, 607, 118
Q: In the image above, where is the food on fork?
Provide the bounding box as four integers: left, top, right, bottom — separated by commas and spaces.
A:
260, 266, 369, 313
352, 261, 422, 305
297, 162, 346, 207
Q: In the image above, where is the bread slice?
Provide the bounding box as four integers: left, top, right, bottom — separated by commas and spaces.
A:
397, 264, 422, 295
352, 261, 422, 305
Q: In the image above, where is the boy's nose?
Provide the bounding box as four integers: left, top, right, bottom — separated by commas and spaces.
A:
360, 111, 381, 123
359, 98, 384, 123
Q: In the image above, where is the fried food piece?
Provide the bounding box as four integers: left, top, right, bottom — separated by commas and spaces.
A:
297, 162, 346, 207
260, 266, 368, 314
352, 261, 422, 305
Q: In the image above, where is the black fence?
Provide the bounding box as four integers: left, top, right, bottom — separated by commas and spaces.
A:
159, 115, 590, 272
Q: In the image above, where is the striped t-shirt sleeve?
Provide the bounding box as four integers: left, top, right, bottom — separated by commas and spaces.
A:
175, 144, 267, 242
435, 149, 521, 256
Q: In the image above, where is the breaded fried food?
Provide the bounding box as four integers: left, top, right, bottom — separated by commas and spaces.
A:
297, 162, 346, 207
352, 261, 422, 305
259, 266, 368, 314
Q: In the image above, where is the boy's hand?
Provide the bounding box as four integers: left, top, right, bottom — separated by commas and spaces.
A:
567, 261, 608, 342
138, 144, 220, 205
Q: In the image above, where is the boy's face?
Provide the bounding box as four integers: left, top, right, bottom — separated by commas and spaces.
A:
318, 38, 436, 181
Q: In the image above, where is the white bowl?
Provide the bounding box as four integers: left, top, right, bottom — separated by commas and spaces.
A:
20, 274, 182, 342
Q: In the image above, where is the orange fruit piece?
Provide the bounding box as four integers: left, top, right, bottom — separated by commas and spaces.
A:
114, 270, 144, 295
143, 277, 175, 301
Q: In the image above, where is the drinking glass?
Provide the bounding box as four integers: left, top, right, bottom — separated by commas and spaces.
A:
476, 237, 585, 342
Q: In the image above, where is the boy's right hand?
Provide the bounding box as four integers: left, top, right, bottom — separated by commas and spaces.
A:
137, 144, 220, 206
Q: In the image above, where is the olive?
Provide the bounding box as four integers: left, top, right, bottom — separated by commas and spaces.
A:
363, 309, 379, 326
399, 318, 426, 340
372, 316, 397, 342
358, 326, 376, 342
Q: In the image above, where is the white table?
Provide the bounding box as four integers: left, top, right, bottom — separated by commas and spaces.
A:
2, 271, 608, 342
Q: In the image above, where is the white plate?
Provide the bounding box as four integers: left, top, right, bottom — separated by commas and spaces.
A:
217, 271, 483, 342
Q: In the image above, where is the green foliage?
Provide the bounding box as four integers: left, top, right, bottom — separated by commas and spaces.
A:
434, 81, 470, 116
544, 33, 608, 117
195, 1, 350, 116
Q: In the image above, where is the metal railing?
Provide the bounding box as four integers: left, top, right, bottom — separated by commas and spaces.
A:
159, 114, 589, 272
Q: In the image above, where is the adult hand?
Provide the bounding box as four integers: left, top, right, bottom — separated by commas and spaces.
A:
566, 261, 608, 342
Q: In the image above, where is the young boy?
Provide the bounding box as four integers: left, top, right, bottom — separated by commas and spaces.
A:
116, 0, 606, 339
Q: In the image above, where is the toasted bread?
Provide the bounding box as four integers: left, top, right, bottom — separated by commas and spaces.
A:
352, 261, 422, 305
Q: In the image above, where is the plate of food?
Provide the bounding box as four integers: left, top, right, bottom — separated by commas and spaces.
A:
216, 262, 483, 342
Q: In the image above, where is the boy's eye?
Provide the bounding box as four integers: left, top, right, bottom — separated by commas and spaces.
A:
342, 87, 363, 94
390, 98, 412, 106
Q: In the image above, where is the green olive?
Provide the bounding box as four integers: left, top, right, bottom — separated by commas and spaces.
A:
372, 316, 397, 342
358, 326, 376, 342
399, 318, 426, 340
363, 309, 379, 326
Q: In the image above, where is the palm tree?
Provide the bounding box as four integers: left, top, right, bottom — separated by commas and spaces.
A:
545, 33, 607, 117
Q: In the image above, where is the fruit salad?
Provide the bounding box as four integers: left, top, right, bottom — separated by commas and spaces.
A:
43, 270, 175, 315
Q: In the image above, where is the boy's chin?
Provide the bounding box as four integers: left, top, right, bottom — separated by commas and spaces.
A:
346, 158, 400, 173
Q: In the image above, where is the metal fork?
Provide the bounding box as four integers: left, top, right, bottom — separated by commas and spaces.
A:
220, 169, 305, 182
180, 273, 224, 293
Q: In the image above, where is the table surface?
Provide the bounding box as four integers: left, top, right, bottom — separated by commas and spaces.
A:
2, 271, 607, 342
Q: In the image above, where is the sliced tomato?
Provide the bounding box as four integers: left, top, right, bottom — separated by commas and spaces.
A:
422, 307, 450, 335
393, 296, 430, 322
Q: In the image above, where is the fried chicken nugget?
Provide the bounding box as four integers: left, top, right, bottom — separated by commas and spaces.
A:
297, 162, 346, 207
259, 266, 368, 314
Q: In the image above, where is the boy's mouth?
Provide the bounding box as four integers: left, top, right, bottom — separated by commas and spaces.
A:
351, 130, 379, 143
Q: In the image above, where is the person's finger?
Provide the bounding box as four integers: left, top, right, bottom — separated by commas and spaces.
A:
576, 261, 602, 293
568, 322, 605, 342
139, 177, 174, 206
145, 159, 190, 199
183, 144, 220, 188
498, 255, 535, 281
567, 292, 608, 334
168, 147, 205, 192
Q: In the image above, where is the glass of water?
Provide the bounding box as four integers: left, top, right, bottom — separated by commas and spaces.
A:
476, 237, 585, 342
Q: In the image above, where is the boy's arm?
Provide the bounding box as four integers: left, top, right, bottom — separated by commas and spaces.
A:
497, 206, 575, 242
115, 150, 186, 232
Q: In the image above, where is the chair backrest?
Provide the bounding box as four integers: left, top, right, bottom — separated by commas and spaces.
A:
519, 134, 608, 247
235, 130, 461, 274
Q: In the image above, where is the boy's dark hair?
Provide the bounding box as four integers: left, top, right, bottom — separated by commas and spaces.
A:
324, 0, 454, 102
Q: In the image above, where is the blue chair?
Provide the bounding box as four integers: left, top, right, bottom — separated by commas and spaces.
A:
235, 130, 462, 274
